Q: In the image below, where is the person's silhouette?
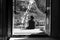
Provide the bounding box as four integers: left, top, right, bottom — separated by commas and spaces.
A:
26, 16, 35, 29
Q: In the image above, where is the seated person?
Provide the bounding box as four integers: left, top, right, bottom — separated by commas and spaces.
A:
26, 16, 35, 29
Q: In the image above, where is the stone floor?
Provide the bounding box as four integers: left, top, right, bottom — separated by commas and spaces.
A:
9, 37, 57, 40
0, 37, 58, 40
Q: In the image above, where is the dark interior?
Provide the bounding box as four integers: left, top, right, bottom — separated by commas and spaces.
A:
0, 0, 59, 40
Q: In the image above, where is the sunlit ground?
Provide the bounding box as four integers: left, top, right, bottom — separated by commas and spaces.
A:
12, 29, 43, 35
